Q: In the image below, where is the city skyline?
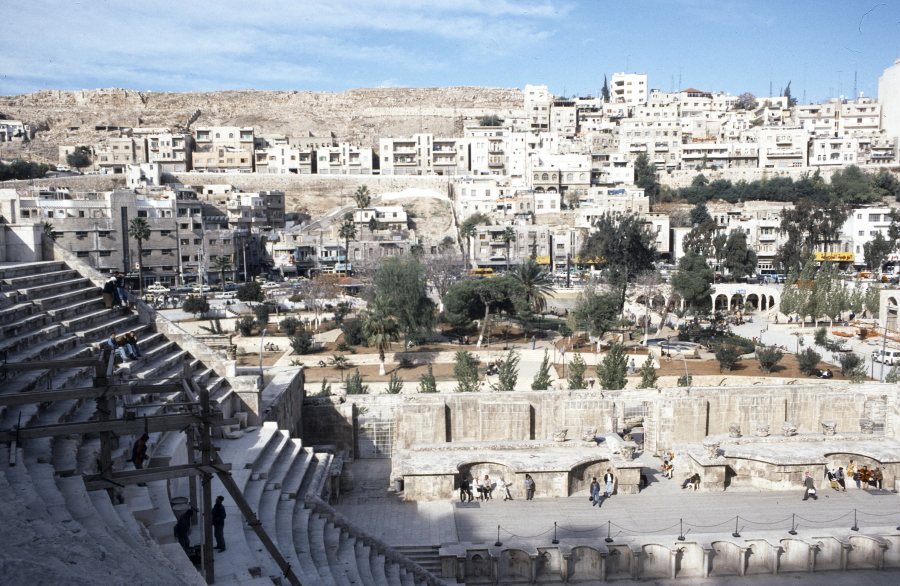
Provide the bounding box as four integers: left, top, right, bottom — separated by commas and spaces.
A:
1, 1, 899, 104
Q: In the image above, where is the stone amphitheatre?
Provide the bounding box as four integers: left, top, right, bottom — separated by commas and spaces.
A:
1, 213, 900, 585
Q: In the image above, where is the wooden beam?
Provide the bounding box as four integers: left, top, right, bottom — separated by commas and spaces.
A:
0, 413, 237, 442
0, 358, 104, 371
0, 384, 184, 407
83, 462, 233, 491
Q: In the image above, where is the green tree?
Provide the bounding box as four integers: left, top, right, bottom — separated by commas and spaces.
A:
418, 364, 438, 393
280, 316, 301, 336
346, 368, 369, 394
782, 81, 797, 107
735, 92, 757, 110
42, 222, 58, 240
329, 354, 350, 381
637, 355, 658, 389
289, 330, 314, 355
237, 281, 265, 304
128, 217, 151, 296
671, 251, 714, 315
864, 283, 882, 316
510, 257, 554, 314
722, 230, 758, 279
453, 349, 480, 392
596, 342, 627, 390
235, 316, 255, 336
885, 364, 900, 384
493, 350, 520, 392
354, 185, 371, 209
387, 370, 404, 394
531, 350, 553, 390
830, 165, 879, 204
501, 227, 516, 273
459, 212, 491, 272
212, 255, 232, 286
478, 114, 502, 126
567, 352, 587, 390
689, 203, 712, 226
601, 75, 610, 102
182, 295, 210, 319
796, 347, 822, 376
574, 288, 619, 340
580, 211, 658, 311
634, 153, 661, 204
442, 275, 525, 342
338, 213, 357, 273
360, 308, 401, 375
0, 159, 49, 180
66, 147, 91, 170
253, 304, 270, 330
317, 378, 332, 397
863, 231, 893, 274
373, 257, 435, 345
755, 345, 784, 374
714, 342, 743, 372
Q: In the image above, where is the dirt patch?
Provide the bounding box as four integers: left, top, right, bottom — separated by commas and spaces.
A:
236, 351, 283, 367
655, 353, 851, 380
301, 362, 457, 383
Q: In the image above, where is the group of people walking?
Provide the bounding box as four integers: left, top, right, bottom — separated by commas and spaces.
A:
589, 470, 615, 506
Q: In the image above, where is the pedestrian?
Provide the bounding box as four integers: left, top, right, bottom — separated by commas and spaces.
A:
802, 471, 817, 501
588, 376, 595, 389
531, 335, 536, 350
498, 477, 512, 501
131, 433, 150, 470
524, 474, 535, 500
836, 467, 846, 491
629, 359, 636, 374
459, 477, 473, 502
590, 477, 600, 506
874, 467, 884, 489
212, 496, 227, 552
108, 333, 136, 361
174, 509, 194, 550
604, 469, 615, 497
681, 473, 701, 490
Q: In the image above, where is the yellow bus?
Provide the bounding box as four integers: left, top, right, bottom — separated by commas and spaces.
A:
469, 268, 494, 279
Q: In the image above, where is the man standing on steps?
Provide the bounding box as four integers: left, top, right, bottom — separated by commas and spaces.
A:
212, 496, 227, 552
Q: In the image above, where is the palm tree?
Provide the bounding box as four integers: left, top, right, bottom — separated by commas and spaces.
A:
337, 213, 357, 276
128, 217, 151, 296
354, 185, 371, 209
212, 255, 232, 287
501, 227, 516, 273
511, 257, 555, 314
361, 309, 400, 375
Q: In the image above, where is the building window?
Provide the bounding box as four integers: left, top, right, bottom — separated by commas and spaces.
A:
76, 251, 90, 257
194, 239, 201, 245
160, 230, 170, 237
137, 210, 148, 218
99, 251, 112, 257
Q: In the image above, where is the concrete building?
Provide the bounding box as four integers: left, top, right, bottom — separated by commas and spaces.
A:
611, 73, 648, 105
316, 143, 374, 175
94, 136, 142, 174
192, 126, 254, 173
523, 84, 552, 130
379, 134, 469, 176
842, 206, 896, 269
255, 143, 315, 175
131, 129, 193, 173
880, 58, 900, 143
755, 127, 808, 168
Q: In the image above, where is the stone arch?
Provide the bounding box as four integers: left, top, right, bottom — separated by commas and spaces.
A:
814, 537, 842, 571
746, 293, 759, 310
542, 173, 549, 180
568, 458, 610, 496
551, 173, 557, 180
639, 544, 671, 578
715, 294, 729, 311
709, 541, 745, 576
535, 187, 545, 193
499, 549, 532, 582
535, 548, 562, 581
566, 173, 574, 181
778, 539, 811, 572
769, 295, 776, 309
458, 461, 515, 496
547, 187, 558, 193
569, 546, 602, 581
580, 172, 587, 180
730, 294, 744, 311
466, 552, 491, 578
848, 535, 885, 569
533, 173, 539, 180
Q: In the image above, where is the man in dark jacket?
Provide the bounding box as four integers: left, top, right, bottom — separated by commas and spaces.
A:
175, 509, 193, 550
212, 496, 227, 552
132, 433, 150, 469
802, 471, 818, 501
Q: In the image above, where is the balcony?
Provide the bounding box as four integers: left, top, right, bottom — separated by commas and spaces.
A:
393, 158, 416, 165
319, 255, 346, 263
767, 149, 803, 158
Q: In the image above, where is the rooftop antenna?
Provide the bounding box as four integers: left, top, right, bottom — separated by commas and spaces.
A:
802, 62, 807, 104
853, 70, 857, 100
670, 74, 674, 93
678, 67, 682, 92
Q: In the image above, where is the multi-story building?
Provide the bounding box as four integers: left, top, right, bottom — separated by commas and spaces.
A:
755, 127, 808, 168
524, 84, 552, 130
225, 191, 285, 233
378, 134, 469, 176
192, 126, 254, 173
0, 120, 32, 142
255, 141, 315, 174
468, 224, 587, 274
842, 206, 896, 269
94, 136, 142, 174
316, 143, 374, 175
611, 73, 648, 105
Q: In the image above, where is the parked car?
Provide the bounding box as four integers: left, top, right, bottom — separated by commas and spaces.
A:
224, 282, 238, 291
872, 349, 900, 365
191, 285, 212, 294
146, 283, 170, 294
215, 292, 236, 299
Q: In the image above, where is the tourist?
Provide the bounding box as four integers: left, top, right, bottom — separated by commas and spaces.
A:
662, 459, 673, 479
802, 472, 818, 501
837, 467, 847, 491
498, 477, 512, 501
524, 474, 535, 500
212, 496, 227, 552
125, 331, 144, 359
174, 509, 194, 550
604, 469, 615, 497
874, 468, 884, 489
590, 477, 600, 506
131, 433, 150, 470
108, 333, 136, 361
531, 335, 536, 350
482, 475, 493, 499
859, 466, 871, 488
473, 476, 483, 501
629, 359, 636, 374
459, 477, 473, 502
103, 276, 116, 309
681, 473, 701, 490
114, 272, 127, 307
826, 468, 838, 490
588, 376, 595, 389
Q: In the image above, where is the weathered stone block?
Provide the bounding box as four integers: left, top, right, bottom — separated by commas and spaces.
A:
728, 423, 741, 438
553, 427, 568, 442
781, 421, 797, 437
820, 420, 836, 436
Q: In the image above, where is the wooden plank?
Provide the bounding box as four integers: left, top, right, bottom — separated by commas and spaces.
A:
0, 384, 183, 407
83, 462, 233, 491
0, 413, 238, 442
0, 358, 104, 371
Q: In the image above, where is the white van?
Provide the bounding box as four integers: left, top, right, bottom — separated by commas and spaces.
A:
872, 349, 900, 365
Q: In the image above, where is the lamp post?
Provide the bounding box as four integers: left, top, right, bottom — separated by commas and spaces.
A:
259, 327, 268, 387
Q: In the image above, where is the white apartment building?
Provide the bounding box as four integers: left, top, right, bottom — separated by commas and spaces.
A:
880, 58, 900, 143
619, 119, 682, 169
590, 153, 634, 185
456, 177, 516, 218
255, 143, 314, 174
810, 136, 860, 166
379, 134, 469, 176
524, 84, 552, 130
842, 206, 896, 269
192, 127, 254, 173
352, 206, 408, 231
755, 127, 808, 168
0, 120, 32, 142
611, 73, 648, 105
316, 143, 374, 175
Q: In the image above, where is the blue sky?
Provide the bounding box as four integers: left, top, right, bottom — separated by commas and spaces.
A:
2, 0, 899, 103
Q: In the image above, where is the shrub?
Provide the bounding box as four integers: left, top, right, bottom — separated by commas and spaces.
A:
235, 316, 255, 337
796, 347, 822, 376
182, 295, 210, 318
714, 343, 743, 372
494, 350, 520, 392
335, 341, 352, 352
398, 357, 414, 369
418, 364, 437, 393
333, 302, 351, 325
838, 352, 862, 375
453, 350, 480, 392
346, 368, 368, 394
885, 364, 900, 384
567, 352, 587, 390
677, 373, 693, 387
290, 330, 314, 355
341, 321, 367, 347
755, 345, 784, 374
237, 281, 264, 304
531, 350, 552, 391
316, 378, 332, 397
637, 355, 658, 389
253, 304, 271, 330
386, 370, 404, 394
280, 316, 301, 336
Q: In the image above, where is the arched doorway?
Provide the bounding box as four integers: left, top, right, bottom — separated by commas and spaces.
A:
714, 294, 729, 311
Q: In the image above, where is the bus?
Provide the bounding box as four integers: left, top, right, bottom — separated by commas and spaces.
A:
469, 268, 494, 279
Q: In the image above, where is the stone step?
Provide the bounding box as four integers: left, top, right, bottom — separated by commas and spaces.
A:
1, 269, 80, 292
46, 296, 108, 322
354, 541, 377, 586
0, 329, 76, 364
75, 312, 141, 342
370, 553, 390, 586
0, 301, 36, 326
292, 505, 326, 585
324, 522, 352, 586
308, 513, 339, 586
337, 530, 364, 586
0, 261, 68, 281
19, 277, 92, 301
35, 285, 103, 311
62, 306, 130, 333
392, 545, 443, 573
251, 430, 289, 481
0, 313, 58, 344
282, 448, 315, 500
308, 452, 334, 499
399, 567, 415, 586
274, 498, 312, 586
